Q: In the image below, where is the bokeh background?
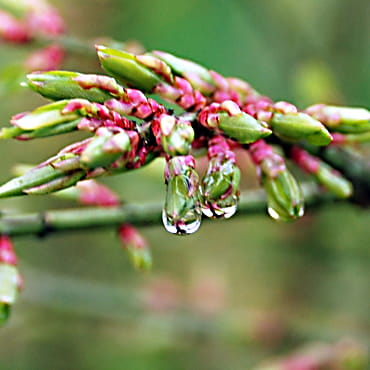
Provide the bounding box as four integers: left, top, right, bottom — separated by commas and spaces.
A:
0, 0, 369, 369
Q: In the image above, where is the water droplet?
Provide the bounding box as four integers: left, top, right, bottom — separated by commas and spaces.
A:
267, 206, 282, 221
267, 204, 305, 221
162, 210, 201, 235
220, 204, 237, 218
202, 204, 237, 219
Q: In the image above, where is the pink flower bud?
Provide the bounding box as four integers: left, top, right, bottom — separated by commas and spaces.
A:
118, 224, 152, 271
0, 236, 17, 266
25, 8, 65, 37
24, 44, 64, 71
0, 11, 30, 43
77, 180, 120, 207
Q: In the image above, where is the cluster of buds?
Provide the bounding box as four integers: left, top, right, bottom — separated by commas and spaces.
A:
0, 235, 22, 325
0, 0, 65, 72
0, 44, 369, 239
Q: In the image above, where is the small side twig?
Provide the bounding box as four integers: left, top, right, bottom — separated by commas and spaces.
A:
0, 183, 336, 238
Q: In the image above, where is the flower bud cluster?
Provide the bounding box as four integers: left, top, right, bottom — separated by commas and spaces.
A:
0, 45, 369, 236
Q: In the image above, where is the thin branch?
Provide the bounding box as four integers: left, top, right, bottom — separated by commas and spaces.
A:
0, 183, 337, 238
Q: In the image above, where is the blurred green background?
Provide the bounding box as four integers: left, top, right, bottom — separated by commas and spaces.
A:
0, 0, 369, 369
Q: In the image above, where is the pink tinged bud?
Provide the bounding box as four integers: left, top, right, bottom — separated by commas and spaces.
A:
24, 44, 64, 71
306, 104, 370, 133
0, 236, 17, 266
11, 100, 79, 131
273, 101, 298, 114
0, 236, 20, 324
73, 74, 124, 97
151, 50, 215, 94
290, 146, 320, 174
0, 264, 19, 307
209, 70, 229, 91
135, 54, 174, 84
118, 224, 152, 271
77, 180, 120, 206
202, 136, 240, 218
220, 100, 242, 116
0, 10, 30, 43
256, 110, 273, 123
331, 132, 346, 145
163, 155, 202, 235
226, 77, 254, 96
25, 8, 65, 36
291, 147, 353, 199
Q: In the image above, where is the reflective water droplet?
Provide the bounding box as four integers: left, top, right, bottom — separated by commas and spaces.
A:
162, 210, 201, 235
220, 204, 237, 219
267, 206, 282, 221
268, 204, 304, 221
202, 204, 237, 219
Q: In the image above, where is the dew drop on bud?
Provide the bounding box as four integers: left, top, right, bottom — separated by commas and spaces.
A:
162, 210, 201, 235
201, 203, 237, 219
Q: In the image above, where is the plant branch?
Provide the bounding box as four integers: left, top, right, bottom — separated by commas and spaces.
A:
0, 183, 337, 238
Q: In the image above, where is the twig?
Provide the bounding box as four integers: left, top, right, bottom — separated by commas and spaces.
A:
0, 183, 336, 238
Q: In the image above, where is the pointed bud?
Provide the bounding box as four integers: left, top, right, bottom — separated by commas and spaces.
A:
219, 112, 272, 143
291, 146, 352, 198
263, 164, 305, 221
199, 102, 272, 143
249, 141, 304, 221
118, 224, 152, 271
335, 131, 370, 144
151, 50, 215, 94
26, 71, 115, 103
0, 236, 17, 266
270, 112, 332, 146
24, 170, 86, 195
55, 180, 120, 206
80, 128, 131, 169
152, 115, 194, 156
24, 44, 64, 71
201, 136, 241, 218
316, 164, 353, 199
0, 10, 30, 43
306, 104, 370, 133
96, 45, 162, 92
136, 54, 174, 84
11, 100, 80, 131
162, 156, 202, 235
0, 153, 82, 198
15, 119, 81, 140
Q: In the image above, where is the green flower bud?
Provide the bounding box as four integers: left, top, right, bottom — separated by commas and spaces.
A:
202, 158, 241, 218
80, 130, 131, 169
162, 156, 202, 235
0, 161, 69, 198
118, 224, 152, 271
96, 45, 162, 92
24, 171, 86, 195
270, 112, 332, 146
219, 112, 272, 143
26, 71, 114, 103
0, 264, 19, 326
260, 154, 304, 221
156, 115, 194, 156
150, 50, 215, 94
316, 163, 353, 199
306, 104, 370, 133
11, 100, 79, 131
